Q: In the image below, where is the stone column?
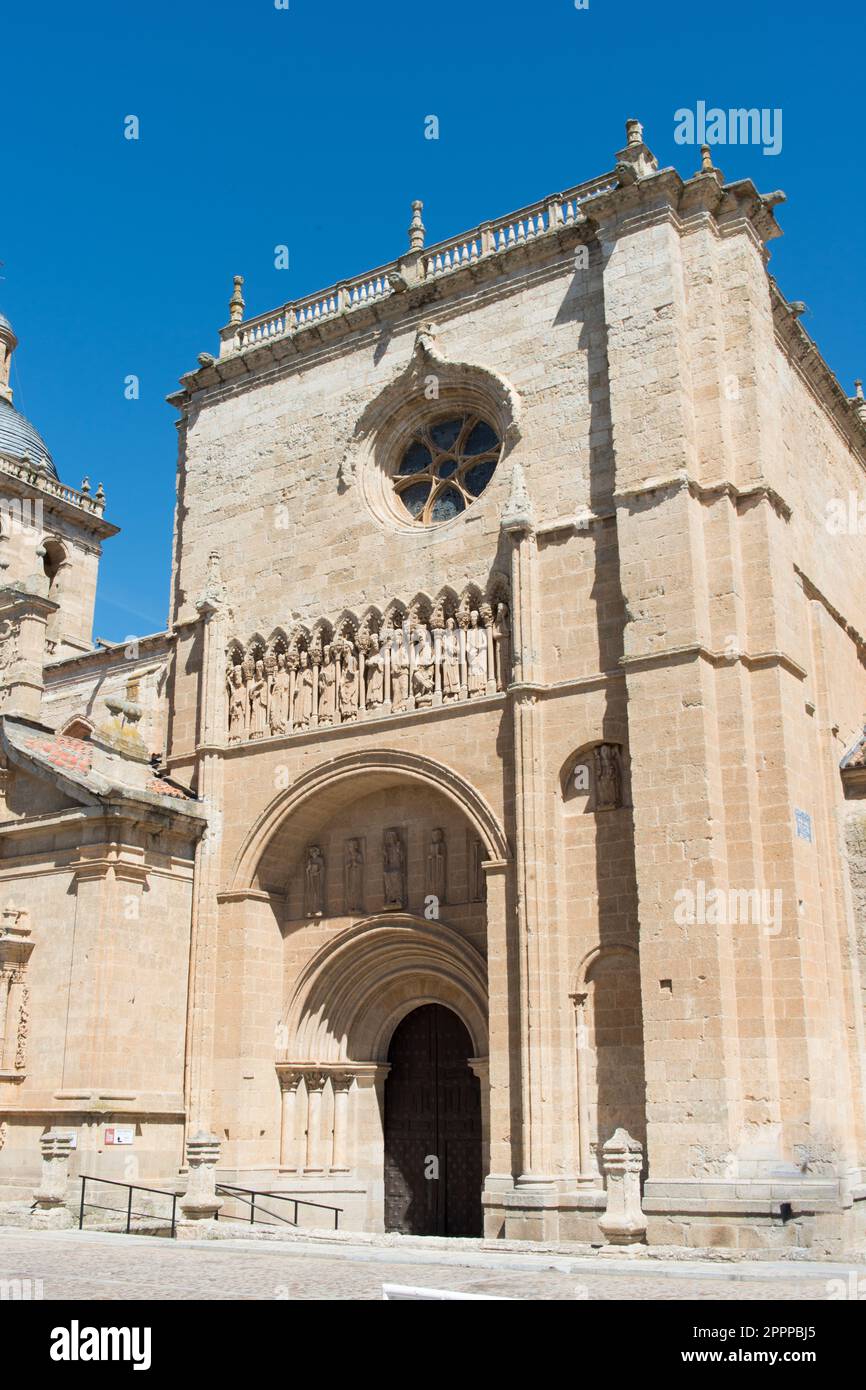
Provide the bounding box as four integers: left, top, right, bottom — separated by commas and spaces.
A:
179, 1131, 222, 1222
572, 991, 598, 1186
458, 619, 468, 699
383, 633, 392, 712
482, 606, 496, 694
468, 1057, 490, 1182
407, 621, 416, 705
278, 1069, 304, 1171
480, 859, 515, 1219
0, 971, 8, 1066
0, 584, 58, 720
432, 624, 443, 706
311, 655, 320, 726
287, 664, 296, 731
330, 1072, 354, 1173
598, 1128, 646, 1248
304, 1070, 327, 1172
501, 465, 559, 1233
32, 1130, 75, 1227
184, 560, 228, 1138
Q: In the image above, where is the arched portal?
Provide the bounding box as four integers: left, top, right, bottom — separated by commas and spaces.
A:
383, 1003, 482, 1237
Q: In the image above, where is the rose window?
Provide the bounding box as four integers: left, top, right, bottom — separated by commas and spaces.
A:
393, 415, 501, 524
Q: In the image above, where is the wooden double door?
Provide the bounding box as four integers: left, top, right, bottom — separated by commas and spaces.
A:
383, 1004, 482, 1236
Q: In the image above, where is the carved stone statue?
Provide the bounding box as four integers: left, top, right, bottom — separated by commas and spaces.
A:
318, 645, 337, 725
364, 632, 384, 708
228, 665, 247, 742
382, 828, 405, 909
493, 602, 511, 692
339, 642, 359, 722
269, 652, 290, 734
466, 609, 487, 697
426, 827, 447, 904
304, 845, 325, 916
412, 622, 435, 706
595, 743, 622, 811
390, 630, 410, 712
249, 660, 268, 739
292, 650, 313, 728
441, 617, 460, 701
344, 838, 364, 913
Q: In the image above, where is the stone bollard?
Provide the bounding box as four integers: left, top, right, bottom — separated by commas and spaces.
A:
32, 1129, 75, 1228
598, 1127, 647, 1250
178, 1132, 222, 1227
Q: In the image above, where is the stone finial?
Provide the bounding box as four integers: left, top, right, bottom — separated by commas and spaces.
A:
196, 549, 227, 614
696, 145, 724, 181
80, 476, 90, 495
852, 380, 866, 425
408, 200, 426, 252
179, 1131, 223, 1222
501, 461, 536, 535
615, 117, 658, 185
229, 274, 245, 324
598, 1127, 646, 1248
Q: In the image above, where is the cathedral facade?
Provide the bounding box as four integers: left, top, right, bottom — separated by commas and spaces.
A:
1, 121, 866, 1251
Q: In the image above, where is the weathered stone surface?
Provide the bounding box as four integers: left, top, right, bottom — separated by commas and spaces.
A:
0, 120, 864, 1256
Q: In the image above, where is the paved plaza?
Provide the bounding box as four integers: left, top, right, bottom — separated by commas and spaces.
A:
0, 1228, 861, 1301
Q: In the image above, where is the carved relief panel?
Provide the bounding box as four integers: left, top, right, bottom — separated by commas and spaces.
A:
225, 578, 511, 742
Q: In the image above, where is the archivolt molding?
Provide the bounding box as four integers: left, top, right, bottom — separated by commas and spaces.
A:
227, 746, 511, 892
281, 913, 488, 1063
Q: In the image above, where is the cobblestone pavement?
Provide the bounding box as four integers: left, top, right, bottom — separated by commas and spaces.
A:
0, 1228, 860, 1300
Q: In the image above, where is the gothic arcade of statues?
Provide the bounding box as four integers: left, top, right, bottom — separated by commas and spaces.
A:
226, 588, 511, 742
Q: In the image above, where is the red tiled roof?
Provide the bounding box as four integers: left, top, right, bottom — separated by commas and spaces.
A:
24, 732, 93, 776
147, 777, 189, 799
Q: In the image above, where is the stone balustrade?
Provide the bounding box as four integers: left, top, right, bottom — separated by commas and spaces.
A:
0, 454, 107, 515
217, 173, 618, 359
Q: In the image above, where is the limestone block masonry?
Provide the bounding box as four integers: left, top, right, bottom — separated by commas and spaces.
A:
0, 119, 865, 1254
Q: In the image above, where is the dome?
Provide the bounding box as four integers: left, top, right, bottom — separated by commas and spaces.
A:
0, 397, 59, 480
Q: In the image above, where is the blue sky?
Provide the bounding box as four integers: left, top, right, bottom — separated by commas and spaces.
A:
3, 0, 863, 642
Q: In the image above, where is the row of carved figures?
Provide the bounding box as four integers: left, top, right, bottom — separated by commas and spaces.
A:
227, 594, 511, 743
301, 826, 487, 918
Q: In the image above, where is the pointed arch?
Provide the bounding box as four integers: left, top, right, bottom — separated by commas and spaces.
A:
227, 746, 510, 893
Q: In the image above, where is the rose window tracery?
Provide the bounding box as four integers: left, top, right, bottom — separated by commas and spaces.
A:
393, 415, 501, 524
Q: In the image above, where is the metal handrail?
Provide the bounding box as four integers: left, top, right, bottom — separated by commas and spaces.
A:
76, 1174, 343, 1238
78, 1174, 179, 1238
215, 1183, 343, 1231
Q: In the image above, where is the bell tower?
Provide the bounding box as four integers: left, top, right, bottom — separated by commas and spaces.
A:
0, 308, 118, 716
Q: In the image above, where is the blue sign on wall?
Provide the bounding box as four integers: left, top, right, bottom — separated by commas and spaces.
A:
795, 809, 813, 843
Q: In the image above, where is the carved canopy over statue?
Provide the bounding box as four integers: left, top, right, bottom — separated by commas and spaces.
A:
225, 580, 511, 742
